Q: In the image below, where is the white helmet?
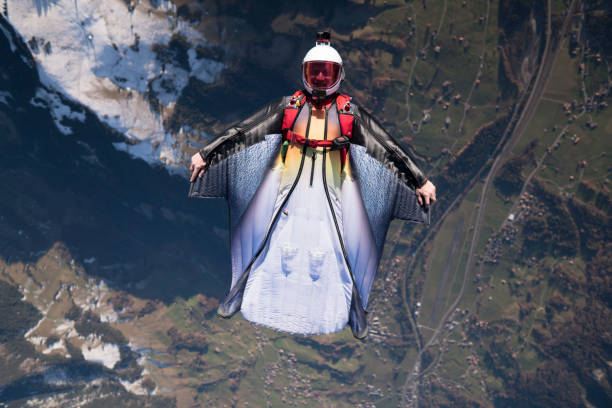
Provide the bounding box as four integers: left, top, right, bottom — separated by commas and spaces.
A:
302, 32, 344, 98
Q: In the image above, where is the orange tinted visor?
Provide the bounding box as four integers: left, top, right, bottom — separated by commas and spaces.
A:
303, 61, 341, 90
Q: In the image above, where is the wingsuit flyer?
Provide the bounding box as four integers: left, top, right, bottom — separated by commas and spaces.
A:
189, 32, 437, 339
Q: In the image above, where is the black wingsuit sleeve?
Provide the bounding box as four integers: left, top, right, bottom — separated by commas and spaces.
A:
189, 97, 286, 199
352, 105, 428, 190
199, 97, 286, 166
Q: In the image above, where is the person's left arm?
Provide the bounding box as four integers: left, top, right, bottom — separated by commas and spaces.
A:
352, 105, 436, 207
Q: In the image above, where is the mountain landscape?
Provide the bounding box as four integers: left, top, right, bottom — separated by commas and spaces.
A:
0, 0, 610, 407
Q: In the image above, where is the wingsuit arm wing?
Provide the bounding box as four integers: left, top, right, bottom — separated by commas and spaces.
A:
352, 105, 430, 223
189, 97, 286, 199
199, 97, 286, 166
352, 106, 427, 189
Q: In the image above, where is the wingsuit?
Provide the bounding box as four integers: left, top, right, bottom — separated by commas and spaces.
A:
189, 32, 430, 338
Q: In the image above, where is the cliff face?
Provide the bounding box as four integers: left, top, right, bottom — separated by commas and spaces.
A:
0, 14, 229, 302
0, 14, 229, 405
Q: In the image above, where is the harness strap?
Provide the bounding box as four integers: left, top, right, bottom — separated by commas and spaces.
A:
281, 90, 306, 132
281, 91, 306, 162
281, 91, 355, 167
335, 94, 354, 170
284, 130, 332, 148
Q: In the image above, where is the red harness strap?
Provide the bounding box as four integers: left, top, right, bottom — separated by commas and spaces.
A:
281, 91, 354, 168
336, 94, 354, 168
284, 130, 334, 148
281, 90, 305, 132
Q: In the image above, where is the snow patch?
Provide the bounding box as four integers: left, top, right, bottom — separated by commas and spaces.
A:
70, 277, 112, 316
28, 335, 46, 346
7, 0, 224, 168
81, 342, 121, 369
53, 319, 77, 337
30, 87, 85, 135
42, 338, 68, 356
120, 377, 155, 396
24, 314, 45, 338
99, 307, 118, 323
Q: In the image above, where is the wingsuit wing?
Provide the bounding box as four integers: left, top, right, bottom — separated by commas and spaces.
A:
348, 104, 430, 253
188, 97, 286, 231
352, 105, 428, 188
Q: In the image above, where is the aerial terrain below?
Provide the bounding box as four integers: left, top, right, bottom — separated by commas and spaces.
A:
0, 0, 610, 407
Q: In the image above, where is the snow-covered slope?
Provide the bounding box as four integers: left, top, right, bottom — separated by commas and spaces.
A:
5, 0, 223, 171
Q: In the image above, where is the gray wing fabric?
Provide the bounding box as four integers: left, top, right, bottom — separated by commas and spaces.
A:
188, 96, 286, 231
226, 134, 282, 231
188, 134, 282, 232
393, 181, 430, 224
188, 160, 227, 199
349, 144, 429, 255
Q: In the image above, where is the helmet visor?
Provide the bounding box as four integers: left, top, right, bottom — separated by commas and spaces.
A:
303, 61, 341, 90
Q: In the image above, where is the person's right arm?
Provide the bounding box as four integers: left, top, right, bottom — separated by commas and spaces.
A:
190, 97, 286, 182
